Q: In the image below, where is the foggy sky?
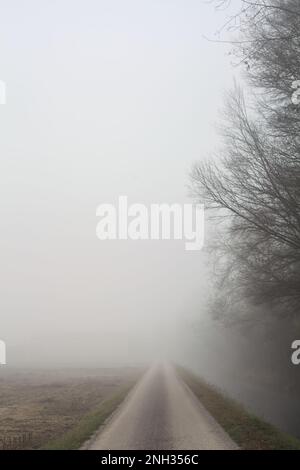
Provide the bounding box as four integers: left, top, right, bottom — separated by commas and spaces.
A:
0, 0, 238, 367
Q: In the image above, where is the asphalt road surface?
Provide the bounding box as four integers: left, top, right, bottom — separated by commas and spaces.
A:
86, 363, 238, 450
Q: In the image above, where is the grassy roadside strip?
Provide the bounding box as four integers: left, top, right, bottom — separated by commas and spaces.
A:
41, 379, 138, 450
177, 366, 300, 450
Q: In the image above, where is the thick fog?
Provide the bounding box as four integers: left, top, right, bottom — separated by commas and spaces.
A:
2, 1, 300, 443
1, 0, 238, 368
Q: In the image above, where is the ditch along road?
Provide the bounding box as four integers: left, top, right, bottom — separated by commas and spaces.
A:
85, 362, 238, 450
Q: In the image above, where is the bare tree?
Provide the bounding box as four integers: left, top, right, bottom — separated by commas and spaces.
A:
192, 1, 300, 318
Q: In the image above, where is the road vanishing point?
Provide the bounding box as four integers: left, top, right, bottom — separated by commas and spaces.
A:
86, 363, 238, 450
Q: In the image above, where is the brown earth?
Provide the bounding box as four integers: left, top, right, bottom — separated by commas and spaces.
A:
0, 367, 140, 449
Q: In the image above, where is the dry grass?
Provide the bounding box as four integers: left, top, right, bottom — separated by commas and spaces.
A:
0, 367, 141, 449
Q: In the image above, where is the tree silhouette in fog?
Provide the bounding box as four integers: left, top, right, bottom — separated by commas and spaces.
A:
192, 0, 300, 317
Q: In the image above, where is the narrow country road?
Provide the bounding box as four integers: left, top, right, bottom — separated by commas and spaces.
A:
86, 363, 238, 450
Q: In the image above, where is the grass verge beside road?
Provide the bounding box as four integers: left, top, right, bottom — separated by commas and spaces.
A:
42, 381, 137, 450
177, 366, 300, 450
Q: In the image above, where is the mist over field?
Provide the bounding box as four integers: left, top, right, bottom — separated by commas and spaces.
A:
0, 0, 234, 368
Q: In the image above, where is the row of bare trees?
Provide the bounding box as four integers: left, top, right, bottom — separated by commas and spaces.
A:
192, 1, 300, 320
